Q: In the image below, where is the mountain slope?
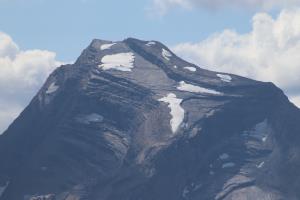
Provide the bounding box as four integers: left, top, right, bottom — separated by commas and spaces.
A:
0, 38, 300, 200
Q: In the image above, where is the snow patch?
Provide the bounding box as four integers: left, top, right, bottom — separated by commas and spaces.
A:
184, 66, 196, 72
29, 194, 55, 200
219, 153, 229, 160
262, 136, 268, 142
257, 161, 265, 168
46, 82, 59, 94
182, 183, 203, 199
222, 162, 235, 168
177, 81, 223, 95
76, 113, 104, 124
146, 41, 156, 46
244, 119, 269, 142
217, 74, 232, 82
99, 52, 135, 71
182, 186, 189, 199
100, 43, 116, 50
159, 93, 184, 133
0, 182, 9, 198
162, 49, 172, 61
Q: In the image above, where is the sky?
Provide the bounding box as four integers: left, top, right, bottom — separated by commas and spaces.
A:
1, 0, 257, 61
1, 0, 300, 134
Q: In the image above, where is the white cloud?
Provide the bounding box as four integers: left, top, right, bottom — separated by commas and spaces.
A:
149, 0, 192, 16
150, 0, 300, 15
173, 8, 300, 107
290, 96, 300, 106
0, 32, 62, 134
0, 101, 23, 134
0, 33, 18, 58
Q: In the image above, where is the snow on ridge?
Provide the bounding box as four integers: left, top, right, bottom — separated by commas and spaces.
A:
159, 93, 184, 133
184, 66, 197, 72
177, 81, 223, 95
99, 52, 135, 72
46, 82, 59, 94
217, 74, 232, 82
100, 43, 116, 50
162, 48, 172, 61
146, 41, 156, 46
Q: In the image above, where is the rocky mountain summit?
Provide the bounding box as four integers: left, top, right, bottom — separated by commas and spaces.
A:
0, 38, 300, 200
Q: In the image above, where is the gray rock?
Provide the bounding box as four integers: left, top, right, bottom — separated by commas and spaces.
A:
0, 38, 299, 200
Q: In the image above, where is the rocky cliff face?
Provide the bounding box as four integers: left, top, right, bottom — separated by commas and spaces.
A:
0, 38, 300, 200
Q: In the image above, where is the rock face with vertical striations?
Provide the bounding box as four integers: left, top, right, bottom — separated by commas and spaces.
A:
0, 38, 300, 200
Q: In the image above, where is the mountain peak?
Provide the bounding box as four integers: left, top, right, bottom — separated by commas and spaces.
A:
0, 38, 297, 200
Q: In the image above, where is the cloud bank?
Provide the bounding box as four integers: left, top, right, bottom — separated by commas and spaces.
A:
150, 0, 300, 15
0, 32, 62, 134
173, 8, 300, 107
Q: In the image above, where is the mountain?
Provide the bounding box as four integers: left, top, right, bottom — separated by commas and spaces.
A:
0, 38, 300, 200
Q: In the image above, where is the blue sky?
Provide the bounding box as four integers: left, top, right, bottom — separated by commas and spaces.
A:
0, 0, 256, 61
1, 0, 300, 134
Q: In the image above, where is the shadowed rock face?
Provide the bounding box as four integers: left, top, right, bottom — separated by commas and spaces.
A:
0, 38, 300, 200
